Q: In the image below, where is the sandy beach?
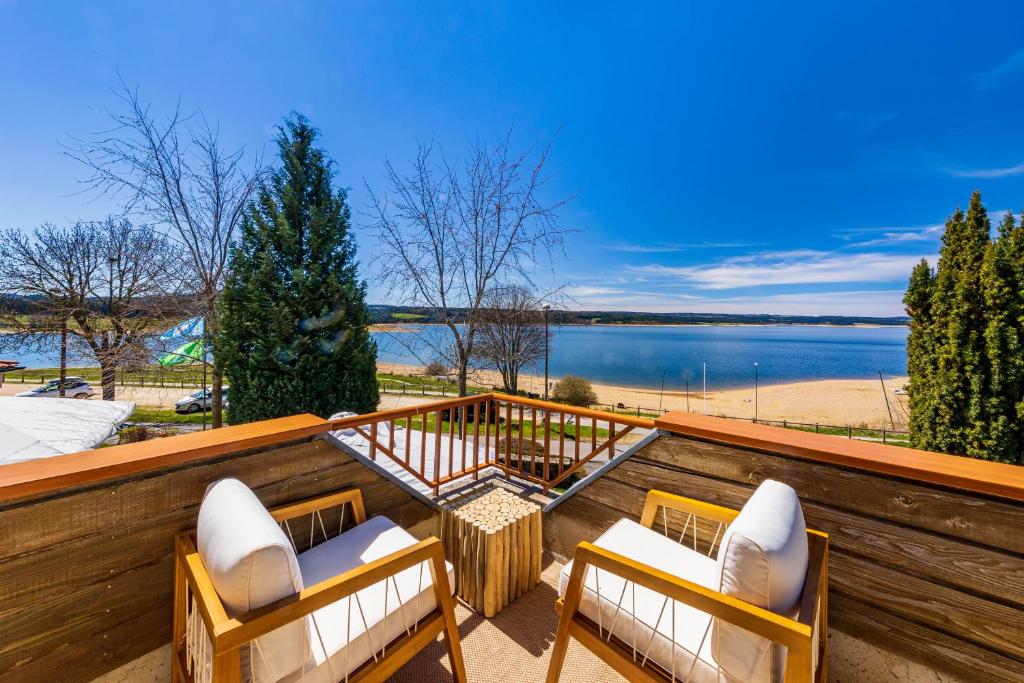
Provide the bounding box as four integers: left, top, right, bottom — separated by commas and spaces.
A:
379, 362, 909, 429
0, 363, 910, 429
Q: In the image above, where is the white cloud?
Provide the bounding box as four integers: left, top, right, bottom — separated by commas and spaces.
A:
628, 250, 925, 290
975, 49, 1024, 90
563, 286, 628, 297
947, 162, 1024, 179
604, 241, 757, 253
848, 224, 943, 247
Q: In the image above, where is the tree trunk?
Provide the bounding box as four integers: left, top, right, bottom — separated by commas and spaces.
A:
208, 305, 224, 429
458, 361, 469, 397
100, 359, 116, 401
211, 364, 223, 428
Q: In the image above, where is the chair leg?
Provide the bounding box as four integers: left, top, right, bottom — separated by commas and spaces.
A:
546, 607, 574, 683
431, 553, 468, 683
546, 561, 587, 683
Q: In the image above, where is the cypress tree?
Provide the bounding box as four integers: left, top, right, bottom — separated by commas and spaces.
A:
927, 193, 990, 456
981, 212, 1024, 463
216, 114, 379, 423
904, 259, 937, 451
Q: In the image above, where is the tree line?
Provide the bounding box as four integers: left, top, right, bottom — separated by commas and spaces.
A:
904, 191, 1024, 464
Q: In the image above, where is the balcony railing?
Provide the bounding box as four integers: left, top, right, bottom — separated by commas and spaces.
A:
329, 392, 655, 496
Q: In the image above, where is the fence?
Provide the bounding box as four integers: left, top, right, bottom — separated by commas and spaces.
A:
5, 369, 909, 445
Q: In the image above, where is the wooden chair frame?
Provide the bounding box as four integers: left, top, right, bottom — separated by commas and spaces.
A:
171, 487, 467, 683
547, 489, 829, 683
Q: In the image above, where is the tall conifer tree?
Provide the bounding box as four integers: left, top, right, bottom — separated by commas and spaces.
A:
904, 192, 1024, 463
981, 212, 1024, 461
216, 114, 379, 422
904, 259, 937, 450
925, 194, 990, 455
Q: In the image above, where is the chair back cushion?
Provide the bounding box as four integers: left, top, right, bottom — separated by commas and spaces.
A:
713, 479, 808, 682
197, 478, 307, 682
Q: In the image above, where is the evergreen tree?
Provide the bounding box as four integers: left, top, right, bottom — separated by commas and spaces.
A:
924, 194, 990, 455
904, 259, 937, 450
216, 114, 378, 423
980, 212, 1024, 462
902, 192, 1024, 463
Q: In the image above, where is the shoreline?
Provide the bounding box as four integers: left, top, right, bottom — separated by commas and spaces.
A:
378, 361, 910, 429
370, 321, 908, 330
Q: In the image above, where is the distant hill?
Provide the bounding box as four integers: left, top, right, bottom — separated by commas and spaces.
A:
369, 305, 908, 327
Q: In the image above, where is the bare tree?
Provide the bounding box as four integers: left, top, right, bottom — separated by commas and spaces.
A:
473, 285, 548, 393
65, 78, 262, 425
0, 219, 179, 400
368, 129, 570, 395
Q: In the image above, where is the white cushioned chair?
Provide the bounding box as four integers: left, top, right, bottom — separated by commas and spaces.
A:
547, 480, 828, 683
172, 479, 466, 683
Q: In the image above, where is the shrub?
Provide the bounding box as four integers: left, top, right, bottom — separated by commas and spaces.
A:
552, 375, 597, 407
424, 360, 449, 377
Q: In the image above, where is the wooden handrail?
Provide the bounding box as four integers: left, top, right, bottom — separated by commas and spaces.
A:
0, 414, 330, 504
655, 411, 1024, 502
491, 393, 656, 429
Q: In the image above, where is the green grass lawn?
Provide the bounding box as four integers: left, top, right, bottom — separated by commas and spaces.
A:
393, 415, 610, 440
127, 406, 217, 424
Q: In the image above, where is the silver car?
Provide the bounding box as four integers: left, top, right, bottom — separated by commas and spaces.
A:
174, 387, 229, 414
16, 377, 95, 399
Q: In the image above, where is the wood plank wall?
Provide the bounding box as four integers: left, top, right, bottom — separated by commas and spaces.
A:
0, 437, 436, 682
544, 432, 1024, 682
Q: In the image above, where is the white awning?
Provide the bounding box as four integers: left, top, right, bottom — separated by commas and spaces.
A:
0, 397, 135, 465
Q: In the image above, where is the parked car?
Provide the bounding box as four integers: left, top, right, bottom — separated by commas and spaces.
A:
15, 377, 95, 399
174, 387, 229, 414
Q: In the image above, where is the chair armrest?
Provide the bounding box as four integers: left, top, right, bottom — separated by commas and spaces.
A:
213, 536, 449, 652
270, 487, 367, 525
565, 541, 811, 650
639, 489, 740, 529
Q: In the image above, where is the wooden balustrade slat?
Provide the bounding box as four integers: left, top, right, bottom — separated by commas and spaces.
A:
405, 417, 411, 467
448, 409, 455, 479
369, 422, 377, 461
574, 416, 580, 463
473, 400, 481, 480
531, 406, 538, 477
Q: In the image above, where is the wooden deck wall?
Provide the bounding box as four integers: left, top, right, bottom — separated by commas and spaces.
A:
0, 426, 435, 682
545, 424, 1024, 682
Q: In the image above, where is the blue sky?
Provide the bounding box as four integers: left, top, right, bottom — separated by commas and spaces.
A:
3, 1, 1024, 316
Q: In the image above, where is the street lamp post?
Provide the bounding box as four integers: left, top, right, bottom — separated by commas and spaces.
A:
754, 362, 759, 423
543, 304, 551, 400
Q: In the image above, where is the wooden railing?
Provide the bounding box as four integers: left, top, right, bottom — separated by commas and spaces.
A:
329, 393, 655, 496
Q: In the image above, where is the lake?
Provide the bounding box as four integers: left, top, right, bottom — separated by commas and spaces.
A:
3, 324, 908, 391
374, 324, 908, 390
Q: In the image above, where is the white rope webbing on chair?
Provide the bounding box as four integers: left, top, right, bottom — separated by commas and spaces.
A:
185, 587, 213, 683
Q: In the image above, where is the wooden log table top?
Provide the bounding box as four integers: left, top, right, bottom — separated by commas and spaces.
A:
440, 487, 542, 617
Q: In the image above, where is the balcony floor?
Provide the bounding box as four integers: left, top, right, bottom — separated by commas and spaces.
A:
393, 555, 626, 682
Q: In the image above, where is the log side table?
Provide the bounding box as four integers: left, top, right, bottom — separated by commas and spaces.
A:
440, 487, 542, 617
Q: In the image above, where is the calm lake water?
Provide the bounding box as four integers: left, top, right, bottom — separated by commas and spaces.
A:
374, 324, 909, 390
4, 324, 908, 390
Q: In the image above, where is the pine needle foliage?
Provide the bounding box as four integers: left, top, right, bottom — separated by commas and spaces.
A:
904, 191, 1024, 463
216, 114, 379, 422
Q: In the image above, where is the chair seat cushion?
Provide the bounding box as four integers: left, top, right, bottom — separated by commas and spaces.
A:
290, 515, 455, 683
558, 519, 723, 683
